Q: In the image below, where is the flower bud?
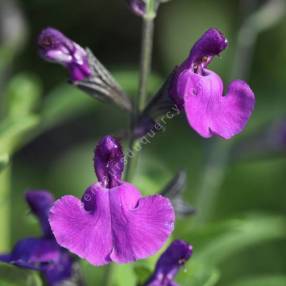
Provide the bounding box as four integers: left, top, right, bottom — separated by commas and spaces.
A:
38, 27, 92, 81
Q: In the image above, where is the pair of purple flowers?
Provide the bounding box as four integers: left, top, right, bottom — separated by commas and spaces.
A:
0, 136, 191, 286
38, 27, 255, 140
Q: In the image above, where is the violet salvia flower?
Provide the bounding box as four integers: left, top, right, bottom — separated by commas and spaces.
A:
38, 27, 92, 81
170, 28, 255, 139
144, 240, 192, 286
49, 135, 175, 266
0, 191, 73, 286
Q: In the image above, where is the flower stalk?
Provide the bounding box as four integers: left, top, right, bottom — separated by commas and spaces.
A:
125, 0, 157, 182
137, 16, 154, 113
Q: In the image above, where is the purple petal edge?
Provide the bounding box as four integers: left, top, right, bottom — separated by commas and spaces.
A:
49, 182, 175, 266
178, 69, 255, 139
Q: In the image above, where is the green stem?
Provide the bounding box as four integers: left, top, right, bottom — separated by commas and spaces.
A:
0, 166, 11, 252
137, 16, 155, 113
124, 6, 156, 182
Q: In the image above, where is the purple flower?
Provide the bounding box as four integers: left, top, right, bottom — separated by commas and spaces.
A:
144, 240, 192, 286
49, 135, 175, 266
170, 28, 255, 139
38, 27, 92, 81
0, 191, 73, 286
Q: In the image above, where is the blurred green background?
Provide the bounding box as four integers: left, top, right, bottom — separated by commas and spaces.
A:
0, 0, 286, 285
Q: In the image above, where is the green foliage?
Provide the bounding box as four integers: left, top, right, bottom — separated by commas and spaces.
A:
0, 263, 42, 286
178, 259, 220, 286
0, 115, 39, 154
196, 214, 286, 265
0, 73, 41, 156
114, 70, 162, 96
133, 265, 152, 285
175, 214, 286, 286
0, 153, 9, 173
0, 70, 161, 163
40, 84, 93, 131
5, 74, 42, 118
111, 264, 137, 286
230, 275, 286, 286
40, 70, 161, 132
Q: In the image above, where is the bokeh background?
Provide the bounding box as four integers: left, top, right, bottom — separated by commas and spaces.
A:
0, 0, 286, 285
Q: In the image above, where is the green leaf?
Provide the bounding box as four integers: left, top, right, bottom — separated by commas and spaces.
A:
40, 84, 94, 131
133, 266, 152, 285
196, 214, 286, 265
176, 214, 286, 286
111, 264, 136, 286
230, 275, 286, 286
40, 70, 161, 131
5, 73, 42, 119
0, 116, 40, 154
0, 48, 14, 74
0, 263, 42, 286
177, 259, 220, 286
0, 153, 9, 173
133, 153, 171, 195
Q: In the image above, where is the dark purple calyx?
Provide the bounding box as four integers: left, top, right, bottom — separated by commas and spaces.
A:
186, 28, 228, 74
94, 136, 124, 188
38, 27, 92, 81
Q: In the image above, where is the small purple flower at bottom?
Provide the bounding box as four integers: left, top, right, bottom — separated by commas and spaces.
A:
49, 135, 175, 266
38, 27, 92, 81
170, 28, 255, 139
0, 191, 73, 286
144, 240, 192, 286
